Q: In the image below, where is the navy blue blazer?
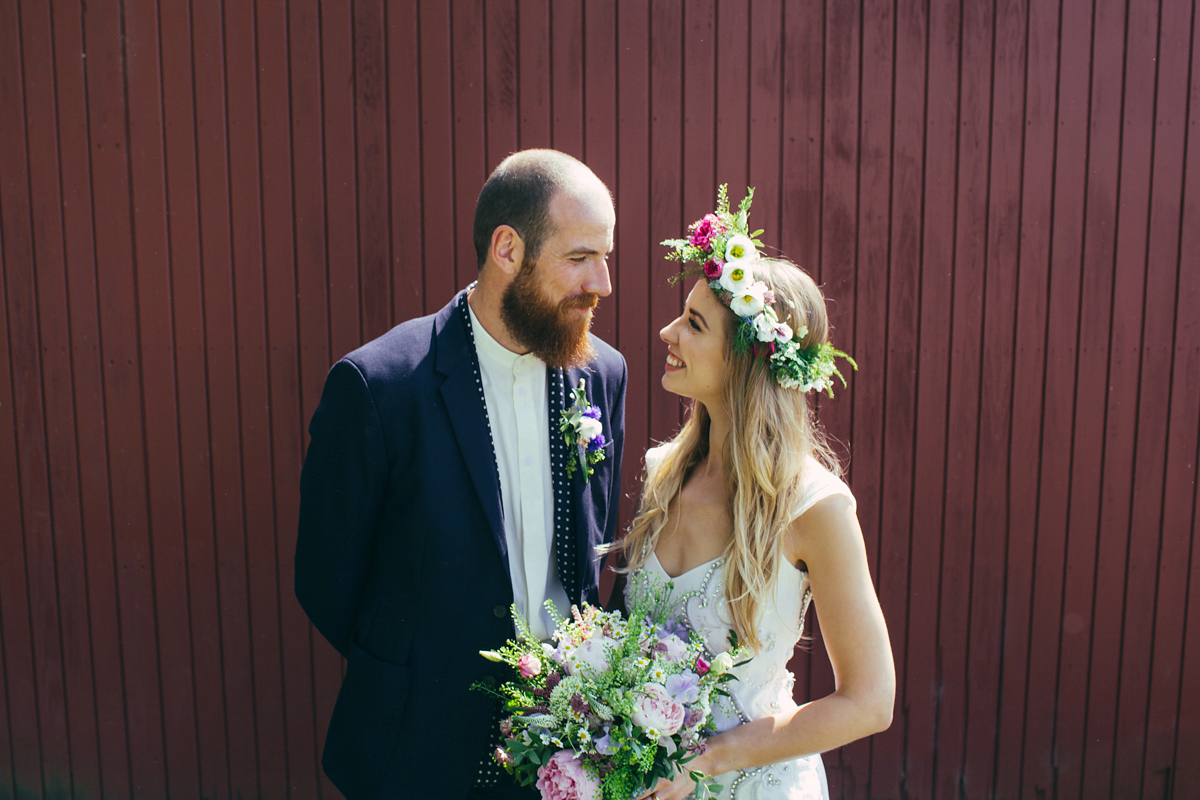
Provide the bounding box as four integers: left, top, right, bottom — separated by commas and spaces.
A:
295, 289, 627, 799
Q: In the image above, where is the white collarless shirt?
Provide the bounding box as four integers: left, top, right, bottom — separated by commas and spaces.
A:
468, 302, 570, 640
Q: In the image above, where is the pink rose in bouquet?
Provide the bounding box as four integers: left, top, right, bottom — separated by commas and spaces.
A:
631, 682, 686, 736
536, 750, 603, 800
517, 653, 542, 678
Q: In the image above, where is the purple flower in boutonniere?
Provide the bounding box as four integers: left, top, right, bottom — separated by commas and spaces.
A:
560, 379, 608, 482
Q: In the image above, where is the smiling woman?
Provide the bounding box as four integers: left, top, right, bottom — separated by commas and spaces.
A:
607, 190, 893, 800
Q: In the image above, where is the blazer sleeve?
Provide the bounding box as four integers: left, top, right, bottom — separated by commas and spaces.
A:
295, 358, 389, 658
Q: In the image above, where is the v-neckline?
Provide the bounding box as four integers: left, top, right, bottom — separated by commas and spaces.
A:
647, 550, 724, 581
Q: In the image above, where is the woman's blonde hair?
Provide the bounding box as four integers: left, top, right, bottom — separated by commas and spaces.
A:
615, 259, 842, 650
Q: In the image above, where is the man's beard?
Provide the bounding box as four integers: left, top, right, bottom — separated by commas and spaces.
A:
500, 257, 598, 368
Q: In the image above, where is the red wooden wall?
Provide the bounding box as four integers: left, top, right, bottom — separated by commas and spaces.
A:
1, 1, 1197, 798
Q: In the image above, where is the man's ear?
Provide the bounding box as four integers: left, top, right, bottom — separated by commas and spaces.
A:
490, 225, 525, 277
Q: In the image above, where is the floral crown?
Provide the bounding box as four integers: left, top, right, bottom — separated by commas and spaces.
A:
661, 185, 857, 395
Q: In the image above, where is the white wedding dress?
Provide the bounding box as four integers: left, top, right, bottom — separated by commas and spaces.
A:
625, 446, 854, 799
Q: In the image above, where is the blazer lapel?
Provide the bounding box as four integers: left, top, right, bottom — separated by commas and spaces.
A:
435, 289, 509, 573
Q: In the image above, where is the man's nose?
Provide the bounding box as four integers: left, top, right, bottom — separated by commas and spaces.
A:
586, 259, 612, 297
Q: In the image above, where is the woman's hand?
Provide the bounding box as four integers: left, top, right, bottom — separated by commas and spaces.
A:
634, 769, 698, 800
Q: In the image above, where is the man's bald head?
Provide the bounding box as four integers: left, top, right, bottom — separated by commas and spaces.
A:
473, 149, 610, 268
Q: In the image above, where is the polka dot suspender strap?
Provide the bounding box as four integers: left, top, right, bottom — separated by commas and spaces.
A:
548, 369, 579, 603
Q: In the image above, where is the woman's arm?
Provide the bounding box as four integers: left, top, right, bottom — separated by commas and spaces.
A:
640, 494, 894, 798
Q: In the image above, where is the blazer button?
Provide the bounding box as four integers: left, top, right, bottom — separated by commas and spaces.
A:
493, 604, 507, 618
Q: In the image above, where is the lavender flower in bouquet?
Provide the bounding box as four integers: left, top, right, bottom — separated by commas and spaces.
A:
477, 577, 749, 800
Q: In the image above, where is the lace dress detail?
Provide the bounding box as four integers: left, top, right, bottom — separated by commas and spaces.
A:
624, 447, 855, 799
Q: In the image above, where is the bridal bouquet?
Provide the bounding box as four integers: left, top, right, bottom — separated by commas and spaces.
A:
478, 580, 747, 800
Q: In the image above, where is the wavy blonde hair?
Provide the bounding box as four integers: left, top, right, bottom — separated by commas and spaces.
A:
614, 259, 843, 650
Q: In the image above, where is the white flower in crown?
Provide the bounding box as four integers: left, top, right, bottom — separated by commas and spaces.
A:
724, 233, 757, 264
718, 262, 756, 295
752, 312, 777, 342
729, 281, 768, 317
774, 321, 794, 344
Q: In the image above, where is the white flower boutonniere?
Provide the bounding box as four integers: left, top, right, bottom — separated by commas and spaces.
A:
559, 379, 607, 483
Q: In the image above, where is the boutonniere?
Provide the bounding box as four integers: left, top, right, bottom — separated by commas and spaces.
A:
559, 379, 607, 482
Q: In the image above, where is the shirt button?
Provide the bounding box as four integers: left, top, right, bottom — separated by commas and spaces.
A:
493, 604, 507, 618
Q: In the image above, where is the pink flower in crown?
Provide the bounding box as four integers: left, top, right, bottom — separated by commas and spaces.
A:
703, 259, 724, 280
688, 213, 720, 251
536, 750, 603, 800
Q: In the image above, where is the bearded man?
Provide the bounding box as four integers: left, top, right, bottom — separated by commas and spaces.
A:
295, 150, 627, 799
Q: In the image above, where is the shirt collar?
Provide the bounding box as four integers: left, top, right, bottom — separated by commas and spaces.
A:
467, 296, 543, 373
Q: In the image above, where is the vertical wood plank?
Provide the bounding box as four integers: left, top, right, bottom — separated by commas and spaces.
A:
13, 3, 83, 797
254, 2, 317, 797
225, 2, 289, 795
0, 6, 47, 796
451, 0, 487, 291
484, 0, 519, 171
647, 0, 684, 449
355, 0, 393, 339
518, 0, 552, 147
778, 0, 823, 273
387, 0, 425, 326
714, 0, 751, 194
322, 1, 362, 352
418, 2, 456, 311
1021, 0, 1090, 793
288, 1, 333, 793
913, 1, 960, 795
1084, 0, 1156, 796
967, 1, 1024, 796
192, 1, 262, 794
158, 2, 235, 795
994, 0, 1059, 796
747, 0, 783, 230
84, 1, 172, 795
1168, 15, 1200, 789
123, 1, 203, 797
50, 2, 133, 796
937, 0, 992, 794
550, 0, 585, 157
1121, 0, 1195, 785
1056, 0, 1126, 793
